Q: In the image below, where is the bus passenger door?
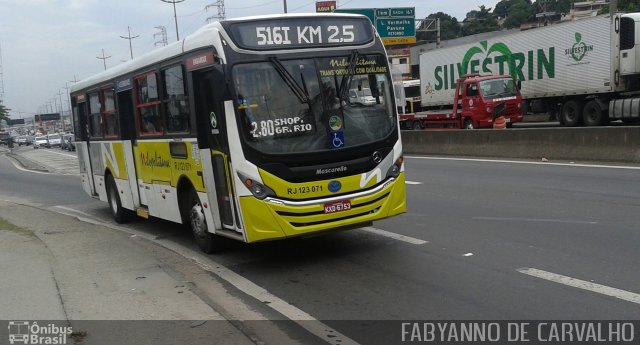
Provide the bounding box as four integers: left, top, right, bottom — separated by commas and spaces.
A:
116, 88, 142, 209
191, 67, 236, 231
73, 96, 97, 196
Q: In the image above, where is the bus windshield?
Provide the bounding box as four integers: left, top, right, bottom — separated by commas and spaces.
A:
479, 78, 518, 100
233, 54, 395, 155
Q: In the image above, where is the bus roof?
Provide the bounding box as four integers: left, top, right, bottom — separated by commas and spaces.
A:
70, 13, 371, 95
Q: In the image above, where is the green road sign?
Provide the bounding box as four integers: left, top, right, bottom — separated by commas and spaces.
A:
335, 7, 415, 45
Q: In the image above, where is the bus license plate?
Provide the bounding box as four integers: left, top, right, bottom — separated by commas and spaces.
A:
324, 200, 351, 214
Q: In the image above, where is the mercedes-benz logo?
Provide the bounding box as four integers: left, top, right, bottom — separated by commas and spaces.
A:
372, 151, 382, 163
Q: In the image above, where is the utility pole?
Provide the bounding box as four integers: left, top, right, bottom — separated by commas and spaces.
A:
120, 26, 139, 59
154, 26, 168, 47
161, 0, 185, 41
283, 0, 287, 13
0, 42, 5, 104
96, 49, 111, 71
206, 0, 225, 23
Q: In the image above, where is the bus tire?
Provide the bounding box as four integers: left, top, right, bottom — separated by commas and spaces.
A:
106, 174, 129, 223
583, 100, 603, 126
561, 100, 583, 127
187, 189, 221, 254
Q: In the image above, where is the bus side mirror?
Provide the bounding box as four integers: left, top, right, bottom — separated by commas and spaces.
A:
516, 80, 522, 90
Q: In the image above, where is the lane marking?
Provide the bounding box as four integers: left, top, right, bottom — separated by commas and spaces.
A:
406, 156, 640, 170
518, 268, 640, 305
41, 149, 78, 158
49, 205, 360, 345
359, 226, 428, 245
52, 205, 96, 218
405, 181, 423, 185
474, 216, 598, 225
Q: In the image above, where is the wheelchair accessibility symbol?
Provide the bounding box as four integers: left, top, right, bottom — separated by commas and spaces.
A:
331, 131, 345, 149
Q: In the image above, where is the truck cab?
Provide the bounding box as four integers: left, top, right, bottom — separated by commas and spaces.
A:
400, 74, 523, 130
457, 74, 524, 129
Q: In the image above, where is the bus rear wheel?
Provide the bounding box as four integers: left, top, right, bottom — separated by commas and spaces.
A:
187, 189, 222, 254
106, 174, 130, 223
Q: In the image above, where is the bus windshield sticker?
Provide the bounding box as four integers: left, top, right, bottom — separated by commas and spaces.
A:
249, 116, 314, 139
329, 115, 343, 131
330, 131, 345, 149
317, 55, 388, 77
224, 17, 373, 51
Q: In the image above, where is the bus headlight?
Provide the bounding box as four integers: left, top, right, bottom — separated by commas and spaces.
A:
238, 173, 275, 200
386, 156, 404, 178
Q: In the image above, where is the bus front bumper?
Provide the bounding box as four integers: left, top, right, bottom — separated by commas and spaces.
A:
239, 173, 407, 243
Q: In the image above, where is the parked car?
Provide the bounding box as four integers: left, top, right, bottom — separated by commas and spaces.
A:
61, 134, 75, 151
15, 136, 28, 146
33, 136, 48, 149
47, 134, 63, 148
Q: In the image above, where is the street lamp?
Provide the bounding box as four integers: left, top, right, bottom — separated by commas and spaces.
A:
161, 0, 185, 41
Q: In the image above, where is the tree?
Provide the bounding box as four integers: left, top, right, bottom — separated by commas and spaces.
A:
461, 5, 500, 36
494, 0, 521, 19
417, 12, 461, 43
0, 103, 10, 123
599, 0, 640, 14
503, 0, 533, 28
531, 0, 571, 15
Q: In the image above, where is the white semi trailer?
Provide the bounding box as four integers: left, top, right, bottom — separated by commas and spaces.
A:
419, 13, 640, 126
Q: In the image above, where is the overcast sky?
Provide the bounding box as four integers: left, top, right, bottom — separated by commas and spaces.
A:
0, 0, 499, 118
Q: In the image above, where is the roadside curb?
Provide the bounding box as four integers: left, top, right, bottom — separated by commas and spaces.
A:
6, 152, 50, 172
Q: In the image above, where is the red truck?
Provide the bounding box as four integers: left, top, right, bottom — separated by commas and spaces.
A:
400, 74, 524, 130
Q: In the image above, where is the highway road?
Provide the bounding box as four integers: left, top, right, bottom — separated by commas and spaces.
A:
1, 148, 639, 342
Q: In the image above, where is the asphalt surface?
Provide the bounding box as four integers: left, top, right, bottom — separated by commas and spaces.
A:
1, 147, 639, 343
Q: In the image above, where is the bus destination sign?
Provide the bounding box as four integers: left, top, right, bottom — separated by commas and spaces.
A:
224, 17, 374, 51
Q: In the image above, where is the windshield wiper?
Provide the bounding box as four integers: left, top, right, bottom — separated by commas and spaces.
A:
269, 57, 310, 104
338, 51, 359, 101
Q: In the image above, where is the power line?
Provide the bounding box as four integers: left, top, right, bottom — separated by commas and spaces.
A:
120, 26, 140, 60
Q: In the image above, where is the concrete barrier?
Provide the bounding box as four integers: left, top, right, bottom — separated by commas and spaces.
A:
401, 127, 640, 163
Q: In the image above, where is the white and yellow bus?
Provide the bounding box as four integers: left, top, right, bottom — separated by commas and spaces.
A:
70, 13, 406, 253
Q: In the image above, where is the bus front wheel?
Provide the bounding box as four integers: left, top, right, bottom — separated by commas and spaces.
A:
187, 189, 221, 254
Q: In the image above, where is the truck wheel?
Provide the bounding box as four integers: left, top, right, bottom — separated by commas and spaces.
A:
583, 100, 603, 126
106, 174, 130, 223
463, 119, 474, 129
561, 100, 583, 127
187, 189, 222, 254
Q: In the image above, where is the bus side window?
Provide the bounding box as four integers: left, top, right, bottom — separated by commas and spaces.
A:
102, 88, 119, 137
88, 92, 103, 138
135, 72, 164, 135
162, 65, 190, 133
